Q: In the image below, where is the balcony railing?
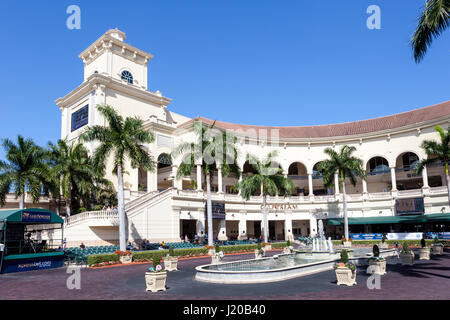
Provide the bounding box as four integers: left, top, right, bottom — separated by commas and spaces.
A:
65, 210, 119, 226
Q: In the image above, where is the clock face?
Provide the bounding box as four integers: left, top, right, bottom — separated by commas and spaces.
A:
121, 70, 133, 84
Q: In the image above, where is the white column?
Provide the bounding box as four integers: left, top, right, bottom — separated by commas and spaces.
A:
309, 217, 317, 237
362, 179, 368, 194
217, 219, 227, 240
238, 175, 243, 195
422, 166, 429, 188
238, 219, 247, 240
172, 165, 181, 190
390, 167, 397, 191
308, 173, 314, 196
284, 216, 293, 241
217, 166, 223, 193
196, 216, 205, 238
334, 173, 340, 195
196, 164, 202, 191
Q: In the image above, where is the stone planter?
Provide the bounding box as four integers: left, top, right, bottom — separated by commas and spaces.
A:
263, 244, 272, 250
419, 248, 431, 260
145, 271, 167, 292
119, 255, 132, 264
342, 241, 352, 247
164, 257, 178, 271
211, 252, 224, 264
254, 249, 263, 259
379, 242, 388, 249
432, 244, 444, 255
367, 259, 386, 275
335, 267, 357, 286
400, 251, 415, 265
283, 246, 293, 254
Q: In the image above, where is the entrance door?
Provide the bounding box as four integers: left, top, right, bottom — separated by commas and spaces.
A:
254, 221, 261, 239
269, 221, 275, 240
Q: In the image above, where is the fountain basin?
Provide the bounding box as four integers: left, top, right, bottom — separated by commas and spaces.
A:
195, 249, 397, 284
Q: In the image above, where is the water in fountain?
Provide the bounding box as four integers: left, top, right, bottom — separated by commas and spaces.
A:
328, 237, 334, 253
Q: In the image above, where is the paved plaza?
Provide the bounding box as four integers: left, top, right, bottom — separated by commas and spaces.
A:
0, 249, 449, 300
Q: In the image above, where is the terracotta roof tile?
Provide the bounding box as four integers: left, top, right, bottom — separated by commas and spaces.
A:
177, 101, 450, 139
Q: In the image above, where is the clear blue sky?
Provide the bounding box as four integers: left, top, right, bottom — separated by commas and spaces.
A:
0, 0, 449, 159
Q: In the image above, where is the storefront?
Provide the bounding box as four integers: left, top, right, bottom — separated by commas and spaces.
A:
325, 213, 450, 239
0, 208, 64, 274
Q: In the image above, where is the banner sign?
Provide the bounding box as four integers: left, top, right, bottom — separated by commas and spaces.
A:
206, 202, 225, 220
395, 198, 424, 215
21, 211, 51, 223
1, 255, 63, 274
350, 233, 383, 240
386, 232, 422, 240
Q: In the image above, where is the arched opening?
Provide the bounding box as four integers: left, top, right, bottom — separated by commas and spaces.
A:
312, 162, 332, 195
137, 167, 147, 192
287, 162, 308, 196
157, 153, 172, 191
366, 157, 390, 193
395, 152, 422, 190
424, 155, 445, 188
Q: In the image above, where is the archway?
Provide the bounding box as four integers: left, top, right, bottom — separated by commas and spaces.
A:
395, 152, 422, 190
157, 153, 173, 191
287, 162, 308, 196
366, 156, 390, 193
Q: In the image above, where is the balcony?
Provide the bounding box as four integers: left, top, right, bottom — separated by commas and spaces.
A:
65, 210, 119, 227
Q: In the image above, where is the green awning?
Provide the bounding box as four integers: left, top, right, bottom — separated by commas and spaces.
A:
326, 213, 450, 226
0, 208, 63, 229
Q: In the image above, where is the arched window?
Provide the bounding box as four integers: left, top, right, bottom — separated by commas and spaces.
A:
121, 70, 133, 84
367, 157, 390, 175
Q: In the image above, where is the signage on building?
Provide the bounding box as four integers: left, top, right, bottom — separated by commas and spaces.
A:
21, 211, 52, 223
395, 198, 424, 215
260, 203, 298, 211
350, 233, 383, 240
206, 202, 225, 220
386, 232, 422, 240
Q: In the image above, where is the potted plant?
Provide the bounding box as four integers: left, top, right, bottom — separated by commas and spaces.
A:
262, 242, 272, 250
431, 236, 444, 255
283, 240, 294, 254
399, 242, 415, 265
367, 244, 386, 275
164, 246, 178, 271
115, 250, 133, 264
342, 237, 352, 247
379, 234, 388, 249
418, 238, 431, 260
255, 243, 264, 259
211, 243, 224, 264
335, 250, 357, 286
145, 255, 167, 292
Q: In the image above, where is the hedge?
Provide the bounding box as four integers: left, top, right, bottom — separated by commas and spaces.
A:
87, 242, 289, 267
330, 240, 449, 247
87, 253, 120, 266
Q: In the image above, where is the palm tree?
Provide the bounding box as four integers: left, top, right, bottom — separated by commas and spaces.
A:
317, 145, 366, 241
171, 120, 240, 246
238, 151, 294, 243
415, 125, 450, 203
411, 0, 450, 63
47, 139, 97, 217
0, 135, 47, 209
80, 104, 155, 251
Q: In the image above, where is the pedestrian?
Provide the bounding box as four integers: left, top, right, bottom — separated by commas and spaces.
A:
80, 242, 86, 249
62, 237, 67, 249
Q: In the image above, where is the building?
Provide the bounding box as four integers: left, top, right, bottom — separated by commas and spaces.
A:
53, 29, 449, 247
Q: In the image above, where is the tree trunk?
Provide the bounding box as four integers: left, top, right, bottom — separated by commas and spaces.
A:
446, 163, 450, 206
206, 172, 213, 247
341, 172, 349, 241
66, 183, 72, 217
263, 194, 268, 243
117, 165, 127, 251
19, 193, 25, 209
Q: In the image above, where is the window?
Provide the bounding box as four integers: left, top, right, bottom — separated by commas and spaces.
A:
121, 70, 133, 84
71, 105, 89, 132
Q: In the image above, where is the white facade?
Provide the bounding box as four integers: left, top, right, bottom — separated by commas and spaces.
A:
54, 29, 450, 247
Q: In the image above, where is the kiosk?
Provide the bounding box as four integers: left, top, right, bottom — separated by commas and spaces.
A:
0, 208, 64, 274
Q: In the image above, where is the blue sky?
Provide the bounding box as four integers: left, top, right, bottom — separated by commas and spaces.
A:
0, 0, 449, 159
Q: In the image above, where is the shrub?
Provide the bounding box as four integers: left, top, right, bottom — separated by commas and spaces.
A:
402, 242, 410, 253
257, 243, 262, 251
168, 246, 175, 257
215, 243, 220, 253
340, 250, 349, 264
152, 254, 161, 269
286, 240, 292, 247
420, 238, 426, 248
373, 244, 380, 257
87, 253, 119, 266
